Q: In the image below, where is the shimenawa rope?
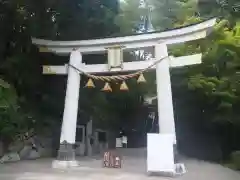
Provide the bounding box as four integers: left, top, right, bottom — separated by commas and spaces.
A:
67, 55, 169, 82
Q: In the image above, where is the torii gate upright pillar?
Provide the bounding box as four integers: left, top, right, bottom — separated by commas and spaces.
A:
155, 44, 176, 142
53, 50, 82, 168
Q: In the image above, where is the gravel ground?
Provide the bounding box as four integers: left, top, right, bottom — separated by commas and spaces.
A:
0, 148, 239, 180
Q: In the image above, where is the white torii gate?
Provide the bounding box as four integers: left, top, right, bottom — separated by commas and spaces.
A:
32, 18, 216, 174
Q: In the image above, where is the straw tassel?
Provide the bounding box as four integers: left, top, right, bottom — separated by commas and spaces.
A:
137, 73, 146, 83
85, 78, 95, 88
120, 81, 129, 91
102, 82, 112, 92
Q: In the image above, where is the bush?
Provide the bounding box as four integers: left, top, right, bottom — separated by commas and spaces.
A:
231, 151, 240, 170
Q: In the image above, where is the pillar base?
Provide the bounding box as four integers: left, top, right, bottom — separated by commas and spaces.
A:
52, 160, 79, 169
53, 142, 78, 169
57, 141, 76, 161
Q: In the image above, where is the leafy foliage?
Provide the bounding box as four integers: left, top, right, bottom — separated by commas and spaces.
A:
0, 80, 32, 150
186, 21, 240, 124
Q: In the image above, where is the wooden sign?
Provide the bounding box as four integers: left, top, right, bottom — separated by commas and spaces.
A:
103, 151, 122, 168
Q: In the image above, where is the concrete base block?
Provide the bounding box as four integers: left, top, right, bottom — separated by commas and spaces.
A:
52, 160, 79, 169
147, 171, 176, 177
147, 163, 187, 177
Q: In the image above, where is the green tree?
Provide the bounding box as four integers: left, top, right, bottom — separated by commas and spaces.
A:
0, 0, 120, 146
0, 79, 33, 152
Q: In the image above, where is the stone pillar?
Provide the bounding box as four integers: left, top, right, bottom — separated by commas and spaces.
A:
93, 131, 99, 154
86, 119, 93, 156
155, 43, 176, 144
53, 50, 82, 168
0, 141, 3, 157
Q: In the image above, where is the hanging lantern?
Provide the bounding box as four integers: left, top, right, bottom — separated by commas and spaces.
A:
137, 73, 146, 83
85, 78, 95, 88
120, 81, 129, 91
102, 82, 112, 92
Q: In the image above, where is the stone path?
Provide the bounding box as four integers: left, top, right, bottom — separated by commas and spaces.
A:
0, 148, 239, 180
